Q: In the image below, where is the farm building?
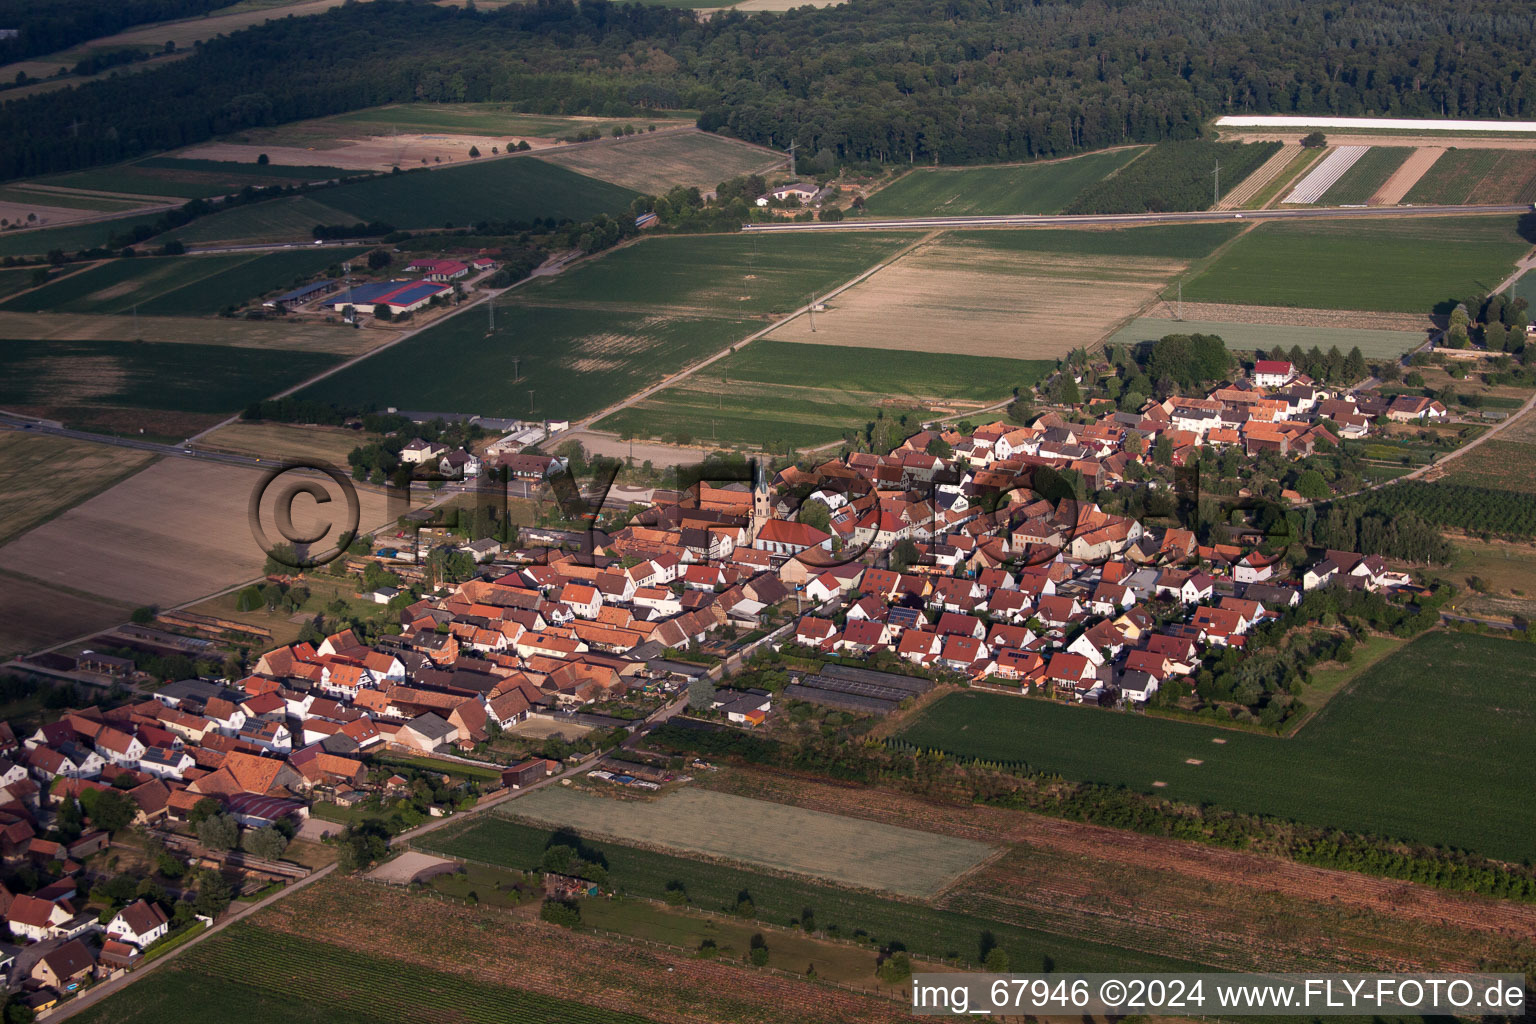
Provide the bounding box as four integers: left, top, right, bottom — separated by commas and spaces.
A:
756, 183, 826, 206
264, 279, 339, 308
323, 281, 451, 316
405, 258, 470, 282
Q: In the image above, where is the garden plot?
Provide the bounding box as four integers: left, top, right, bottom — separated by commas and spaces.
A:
1282, 146, 1368, 203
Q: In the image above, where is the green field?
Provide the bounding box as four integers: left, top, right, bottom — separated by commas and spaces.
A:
70, 924, 658, 1024
532, 232, 915, 313
38, 158, 355, 200
946, 222, 1244, 260
1178, 216, 1532, 312
420, 816, 1203, 973
298, 232, 918, 422
0, 186, 148, 212
300, 304, 753, 422
600, 340, 1050, 448
0, 212, 169, 258
897, 631, 1536, 862
0, 268, 42, 301
504, 786, 994, 898
1315, 147, 1412, 205
0, 338, 340, 414
321, 103, 696, 138
1105, 317, 1426, 359
161, 195, 360, 244
863, 148, 1146, 217
1404, 148, 1536, 205
1, 248, 358, 315
318, 158, 638, 229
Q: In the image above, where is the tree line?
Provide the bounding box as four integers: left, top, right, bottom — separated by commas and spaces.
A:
5, 0, 1536, 182
0, 0, 230, 67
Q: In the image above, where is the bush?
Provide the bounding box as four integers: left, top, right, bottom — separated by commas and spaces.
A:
539, 898, 581, 926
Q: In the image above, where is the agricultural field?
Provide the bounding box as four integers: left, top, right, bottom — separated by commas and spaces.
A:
1177, 216, 1532, 313
702, 767, 1536, 975
0, 431, 158, 547
1314, 146, 1412, 204
0, 185, 150, 212
505, 786, 995, 898
300, 232, 917, 422
300, 304, 754, 423
160, 195, 362, 245
0, 268, 42, 301
1283, 146, 1369, 203
1, 248, 358, 315
198, 421, 372, 467
0, 211, 170, 258
897, 631, 1536, 862
1214, 143, 1300, 209
38, 157, 355, 199
1439, 439, 1536, 493
315, 158, 639, 229
0, 570, 131, 660
0, 310, 377, 354
0, 457, 392, 608
1405, 148, 1536, 205
1065, 139, 1280, 214
763, 227, 1238, 359
69, 924, 665, 1024
533, 130, 784, 193
862, 148, 1146, 217
287, 103, 697, 142
419, 816, 1203, 974
0, 338, 340, 426
598, 340, 1050, 449
1104, 317, 1425, 359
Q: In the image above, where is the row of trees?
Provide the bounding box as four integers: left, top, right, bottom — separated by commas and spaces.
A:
8, 0, 1536, 182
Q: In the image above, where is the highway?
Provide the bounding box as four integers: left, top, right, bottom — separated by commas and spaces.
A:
741, 202, 1531, 232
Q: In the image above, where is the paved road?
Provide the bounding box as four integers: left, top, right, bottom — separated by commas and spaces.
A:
741, 203, 1530, 232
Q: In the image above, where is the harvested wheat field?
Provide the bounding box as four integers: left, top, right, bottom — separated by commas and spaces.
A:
1370, 147, 1445, 205
534, 130, 784, 194
767, 232, 1186, 357
505, 785, 996, 899
0, 458, 393, 608
0, 431, 158, 547
198, 421, 372, 467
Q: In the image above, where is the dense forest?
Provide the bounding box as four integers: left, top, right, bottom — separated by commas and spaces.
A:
0, 0, 237, 66
4, 0, 1536, 181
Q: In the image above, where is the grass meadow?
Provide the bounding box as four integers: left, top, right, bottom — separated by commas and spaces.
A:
0, 212, 169, 258
896, 631, 1536, 862
321, 103, 696, 138
863, 148, 1146, 217
1178, 216, 1532, 312
1, 248, 357, 315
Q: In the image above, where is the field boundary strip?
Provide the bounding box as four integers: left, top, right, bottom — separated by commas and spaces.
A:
1283, 146, 1369, 203
1369, 147, 1445, 205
